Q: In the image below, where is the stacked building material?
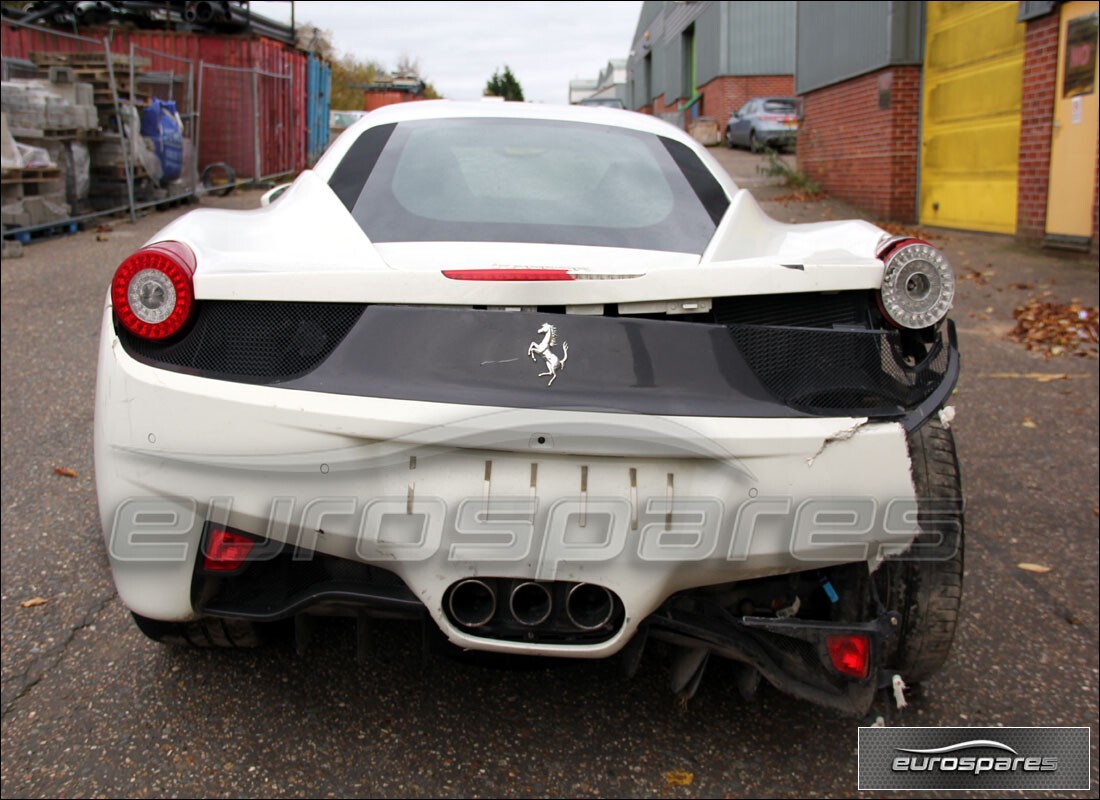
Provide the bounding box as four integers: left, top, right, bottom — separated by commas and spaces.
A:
28, 50, 161, 211
0, 67, 100, 228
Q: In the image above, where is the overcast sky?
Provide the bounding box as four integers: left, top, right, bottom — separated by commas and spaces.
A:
250, 1, 643, 105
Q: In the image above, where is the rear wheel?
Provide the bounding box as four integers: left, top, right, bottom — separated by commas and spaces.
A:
131, 612, 270, 648
725, 126, 735, 149
881, 418, 964, 683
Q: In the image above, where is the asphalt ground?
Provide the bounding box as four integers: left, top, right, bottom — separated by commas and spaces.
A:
2, 148, 1098, 798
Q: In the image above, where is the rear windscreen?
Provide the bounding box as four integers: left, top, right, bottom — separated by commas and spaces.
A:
763, 100, 798, 114
331, 118, 728, 254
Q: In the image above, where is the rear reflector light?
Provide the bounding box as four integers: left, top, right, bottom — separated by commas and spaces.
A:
111, 240, 197, 340
443, 269, 574, 281
826, 633, 871, 680
877, 239, 955, 329
202, 527, 257, 572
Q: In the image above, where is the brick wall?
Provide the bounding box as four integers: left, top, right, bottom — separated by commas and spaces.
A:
697, 74, 795, 126
797, 66, 921, 222
1016, 13, 1060, 242
638, 76, 794, 127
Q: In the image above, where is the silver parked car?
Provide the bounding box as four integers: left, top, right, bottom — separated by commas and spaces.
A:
726, 97, 800, 152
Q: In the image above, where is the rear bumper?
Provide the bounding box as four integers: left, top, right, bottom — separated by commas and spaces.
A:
756, 124, 798, 148
96, 303, 929, 659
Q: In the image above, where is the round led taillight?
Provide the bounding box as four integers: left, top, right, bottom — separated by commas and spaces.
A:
877, 239, 955, 330
111, 241, 196, 340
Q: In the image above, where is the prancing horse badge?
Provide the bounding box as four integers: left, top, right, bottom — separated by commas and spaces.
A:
527, 323, 569, 386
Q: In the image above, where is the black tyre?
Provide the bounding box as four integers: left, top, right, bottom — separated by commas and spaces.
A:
725, 126, 735, 149
131, 612, 268, 648
881, 418, 964, 683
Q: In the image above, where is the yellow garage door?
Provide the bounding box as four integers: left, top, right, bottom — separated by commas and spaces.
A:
920, 1, 1026, 233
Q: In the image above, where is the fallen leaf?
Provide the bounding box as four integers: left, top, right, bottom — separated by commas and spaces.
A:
773, 190, 826, 204
1017, 562, 1051, 573
53, 466, 77, 478
1009, 298, 1099, 357
664, 770, 694, 787
960, 269, 992, 285
879, 222, 948, 243
20, 596, 48, 608
1022, 417, 1038, 428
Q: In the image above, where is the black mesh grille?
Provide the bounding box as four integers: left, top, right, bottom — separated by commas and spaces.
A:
713, 291, 873, 328
728, 324, 950, 414
117, 301, 366, 384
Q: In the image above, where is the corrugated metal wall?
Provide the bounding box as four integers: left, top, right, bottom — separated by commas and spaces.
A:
728, 2, 797, 75
627, 1, 796, 109
695, 2, 724, 86
306, 54, 331, 165
663, 24, 686, 103
795, 1, 923, 95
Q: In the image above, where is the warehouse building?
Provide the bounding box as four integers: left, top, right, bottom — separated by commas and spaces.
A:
625, 1, 1098, 253
795, 0, 1098, 251
625, 1, 795, 127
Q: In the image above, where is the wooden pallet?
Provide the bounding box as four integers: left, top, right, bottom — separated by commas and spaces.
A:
0, 167, 62, 185
2, 221, 78, 244
6, 127, 88, 140
94, 90, 154, 105
37, 128, 83, 139
31, 51, 151, 70
90, 164, 150, 180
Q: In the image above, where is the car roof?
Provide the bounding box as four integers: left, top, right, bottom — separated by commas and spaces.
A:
314, 100, 704, 177
349, 99, 681, 134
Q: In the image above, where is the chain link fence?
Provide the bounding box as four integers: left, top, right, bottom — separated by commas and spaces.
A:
196, 62, 293, 193
3, 17, 306, 248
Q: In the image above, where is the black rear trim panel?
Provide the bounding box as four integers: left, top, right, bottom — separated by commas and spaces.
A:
117, 299, 958, 423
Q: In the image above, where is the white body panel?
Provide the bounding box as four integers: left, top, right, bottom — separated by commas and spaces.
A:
96, 101, 929, 658
96, 306, 919, 657
141, 102, 889, 306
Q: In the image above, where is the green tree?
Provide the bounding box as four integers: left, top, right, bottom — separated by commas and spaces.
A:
298, 25, 441, 108
484, 65, 524, 102
332, 53, 387, 109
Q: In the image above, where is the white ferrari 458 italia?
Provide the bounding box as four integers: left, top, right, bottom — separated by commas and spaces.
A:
96, 100, 962, 715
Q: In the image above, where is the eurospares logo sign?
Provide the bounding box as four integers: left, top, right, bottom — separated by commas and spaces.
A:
858, 727, 1090, 790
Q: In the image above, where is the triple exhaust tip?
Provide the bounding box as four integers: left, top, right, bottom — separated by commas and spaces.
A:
448, 579, 615, 631
448, 579, 496, 628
